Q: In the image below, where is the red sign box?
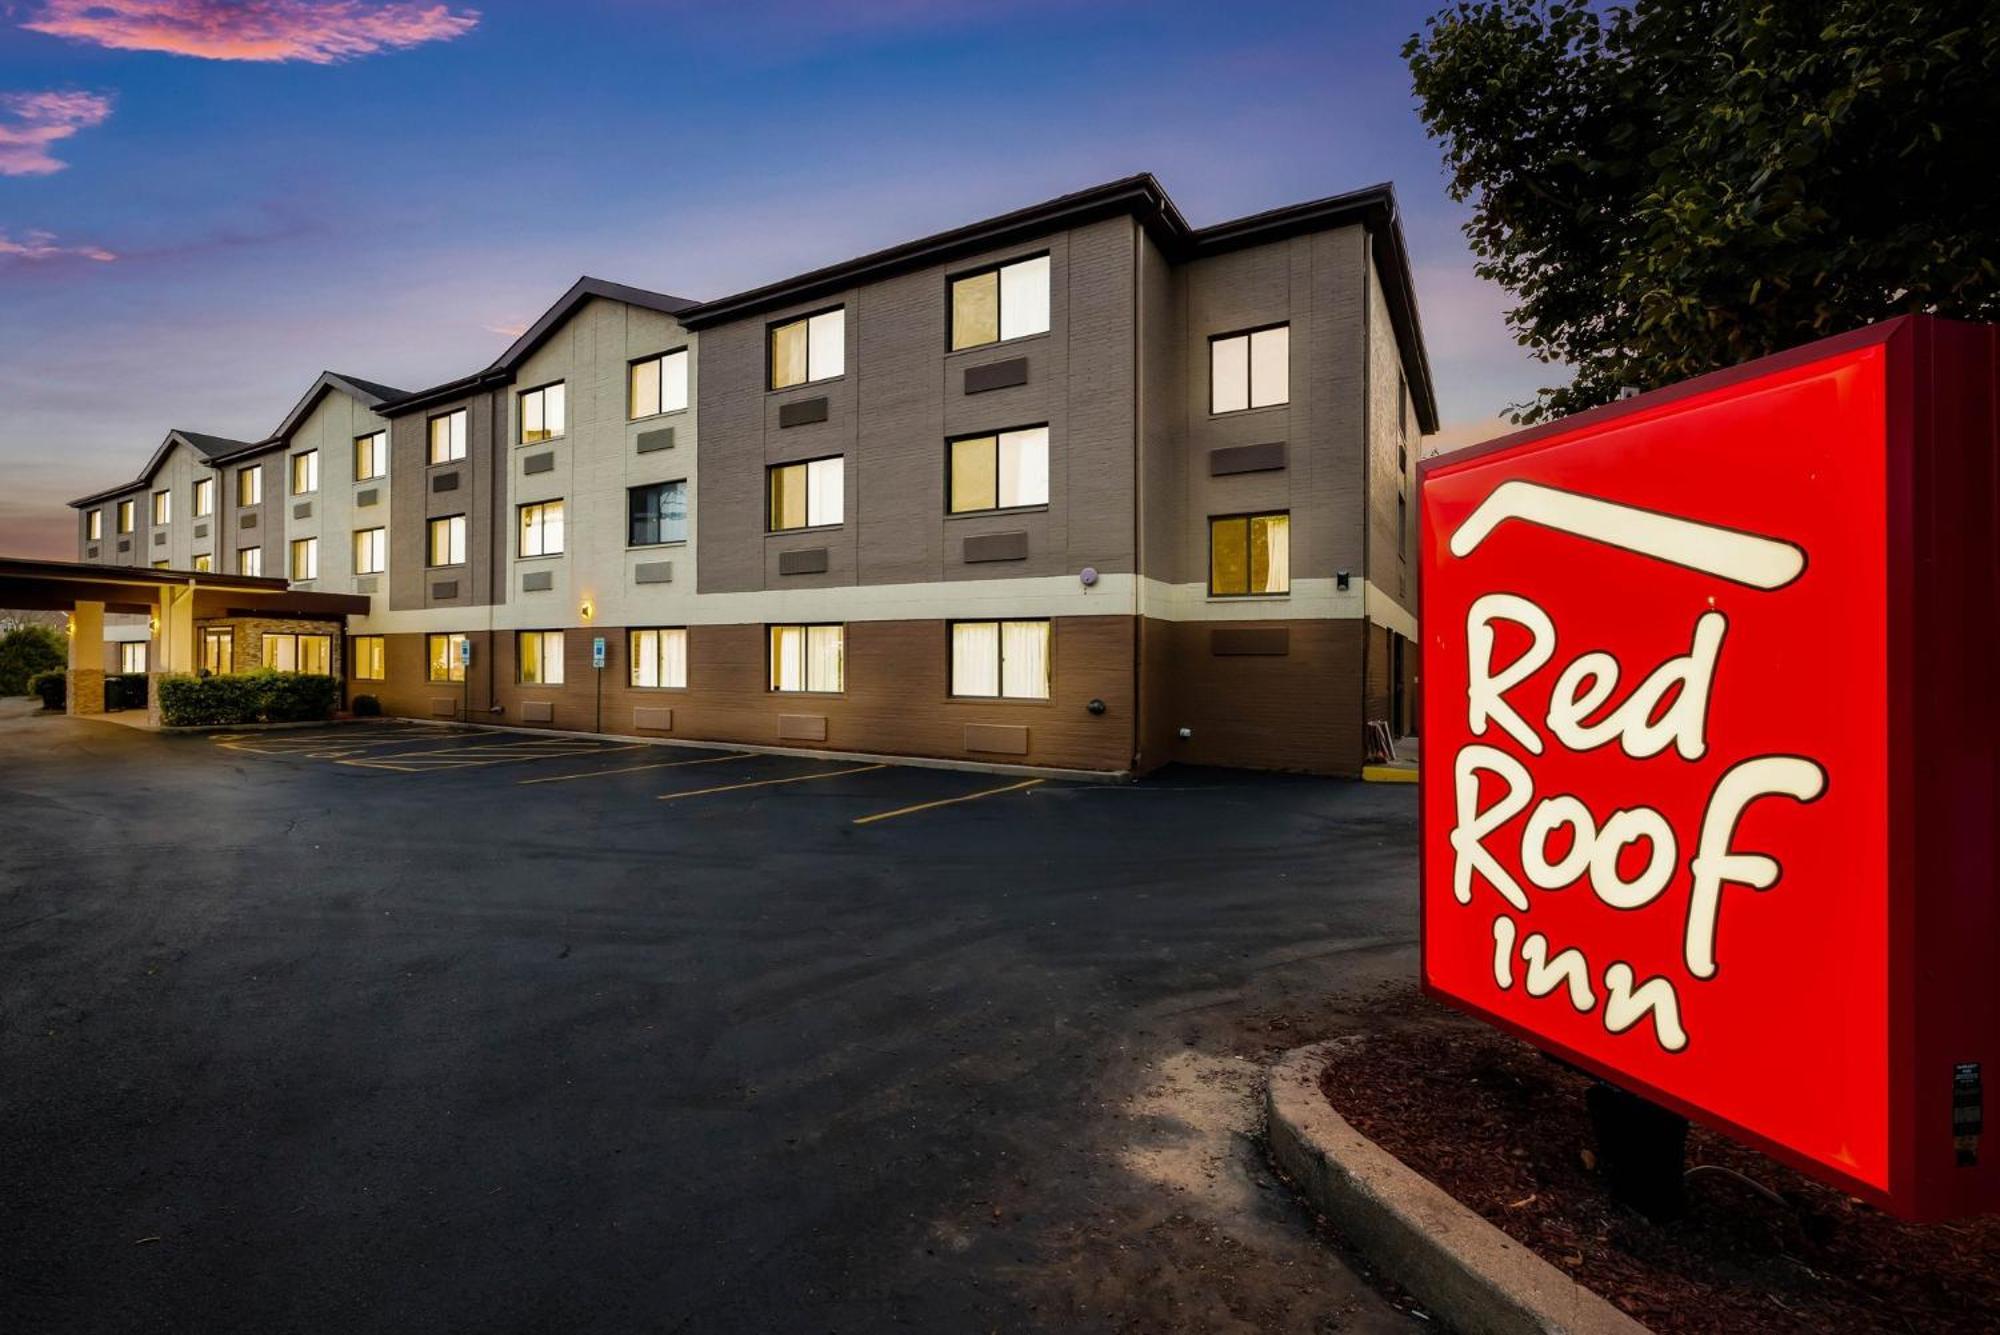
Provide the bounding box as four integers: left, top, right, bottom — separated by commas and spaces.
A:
1418, 316, 1998, 1221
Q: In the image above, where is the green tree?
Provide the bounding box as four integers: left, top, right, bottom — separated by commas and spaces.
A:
1406, 1, 2000, 421
0, 625, 66, 696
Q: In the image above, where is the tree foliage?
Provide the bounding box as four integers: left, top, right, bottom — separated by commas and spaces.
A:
0, 625, 66, 696
1406, 1, 2000, 421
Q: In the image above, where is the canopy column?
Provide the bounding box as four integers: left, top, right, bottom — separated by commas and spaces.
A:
67, 601, 105, 716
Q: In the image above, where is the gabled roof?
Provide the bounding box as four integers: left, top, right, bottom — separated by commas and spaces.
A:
260, 370, 411, 448
68, 428, 253, 508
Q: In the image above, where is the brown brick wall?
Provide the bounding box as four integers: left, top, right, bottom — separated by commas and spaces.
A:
1149, 617, 1367, 776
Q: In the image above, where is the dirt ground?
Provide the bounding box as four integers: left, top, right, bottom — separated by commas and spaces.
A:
1316, 988, 2000, 1333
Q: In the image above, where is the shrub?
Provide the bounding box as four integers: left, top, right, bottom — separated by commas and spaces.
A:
352, 693, 382, 717
0, 625, 66, 696
157, 670, 339, 727
29, 669, 65, 711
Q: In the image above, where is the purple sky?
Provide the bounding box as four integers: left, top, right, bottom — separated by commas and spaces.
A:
0, 0, 1550, 558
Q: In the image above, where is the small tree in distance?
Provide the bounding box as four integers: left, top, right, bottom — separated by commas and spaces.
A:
1406, 1, 2000, 422
0, 625, 66, 696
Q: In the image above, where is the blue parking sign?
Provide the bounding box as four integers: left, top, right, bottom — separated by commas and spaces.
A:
591, 635, 606, 669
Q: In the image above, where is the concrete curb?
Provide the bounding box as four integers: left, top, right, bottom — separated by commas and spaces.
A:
1266, 1039, 1648, 1335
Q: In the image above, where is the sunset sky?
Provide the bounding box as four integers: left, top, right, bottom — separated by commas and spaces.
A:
0, 0, 1549, 558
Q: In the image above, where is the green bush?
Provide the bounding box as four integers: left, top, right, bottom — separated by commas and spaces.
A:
29, 669, 65, 711
0, 625, 66, 696
157, 670, 338, 727
352, 693, 382, 717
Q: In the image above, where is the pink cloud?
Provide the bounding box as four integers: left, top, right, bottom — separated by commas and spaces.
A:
0, 89, 113, 176
0, 229, 118, 263
21, 1, 480, 64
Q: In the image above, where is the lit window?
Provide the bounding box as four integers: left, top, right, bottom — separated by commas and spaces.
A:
262, 632, 331, 674
120, 642, 147, 674
289, 537, 318, 581
429, 409, 467, 464
152, 490, 171, 525
949, 426, 1048, 514
769, 624, 843, 693
1210, 325, 1290, 414
352, 635, 386, 681
201, 627, 232, 673
950, 254, 1050, 350
88, 509, 103, 540
629, 349, 689, 419
290, 450, 318, 495
428, 633, 468, 682
116, 500, 135, 533
152, 560, 171, 570
518, 630, 565, 685
192, 553, 212, 573
1208, 512, 1290, 596
519, 382, 566, 444
629, 628, 688, 689
428, 515, 466, 567
238, 465, 262, 507
951, 620, 1051, 699
237, 546, 262, 577
769, 308, 844, 389
627, 481, 687, 546
768, 457, 843, 531
193, 477, 214, 517
354, 527, 386, 575
518, 501, 565, 558
354, 431, 387, 481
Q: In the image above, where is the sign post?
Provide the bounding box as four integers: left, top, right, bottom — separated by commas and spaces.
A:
592, 634, 606, 734
1418, 315, 1999, 1222
459, 635, 472, 723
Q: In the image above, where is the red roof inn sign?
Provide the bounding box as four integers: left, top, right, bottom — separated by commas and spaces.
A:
1419, 317, 1998, 1221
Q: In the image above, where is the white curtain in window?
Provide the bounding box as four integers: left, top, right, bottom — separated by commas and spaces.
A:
807, 625, 843, 692
1249, 326, 1289, 408
806, 457, 843, 527
997, 428, 1049, 507
772, 625, 805, 691
541, 633, 565, 685
1000, 255, 1050, 340
807, 310, 844, 380
1212, 336, 1249, 413
301, 636, 330, 675
662, 350, 689, 412
631, 630, 658, 687
660, 628, 687, 688
1259, 514, 1291, 591
263, 634, 296, 671
1001, 621, 1051, 699
952, 622, 1000, 696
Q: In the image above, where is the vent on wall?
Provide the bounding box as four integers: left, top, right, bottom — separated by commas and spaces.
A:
778, 548, 829, 575
633, 561, 673, 584
153, 531, 167, 546
964, 357, 1029, 395
521, 570, 553, 592
293, 501, 312, 520
431, 580, 459, 600
355, 490, 378, 508
962, 531, 1028, 563
194, 522, 209, 538
777, 397, 829, 428
239, 512, 258, 529
635, 427, 674, 454
1210, 441, 1288, 476
522, 452, 555, 475
432, 471, 460, 493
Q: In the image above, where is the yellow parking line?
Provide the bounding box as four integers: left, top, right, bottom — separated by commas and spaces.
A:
518, 752, 754, 785
658, 763, 887, 802
338, 742, 644, 772
851, 778, 1043, 826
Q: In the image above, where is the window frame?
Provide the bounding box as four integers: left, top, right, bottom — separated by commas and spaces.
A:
945, 423, 1051, 516
767, 623, 845, 694
262, 631, 332, 675
627, 347, 690, 420
87, 509, 103, 540
766, 306, 846, 391
516, 629, 566, 685
289, 535, 318, 582
151, 489, 171, 525
627, 627, 689, 690
517, 381, 567, 445
237, 545, 262, 577
1208, 322, 1291, 416
427, 632, 469, 683
1206, 510, 1292, 598
192, 553, 212, 573
353, 526, 387, 576
119, 641, 148, 674
766, 456, 844, 532
948, 618, 1053, 701
192, 476, 214, 517
116, 499, 135, 534
427, 514, 467, 568
200, 626, 232, 674
354, 430, 387, 482
290, 449, 319, 496
351, 634, 386, 681
947, 251, 1051, 352
626, 480, 688, 548
428, 409, 468, 465
237, 464, 263, 507
517, 500, 565, 559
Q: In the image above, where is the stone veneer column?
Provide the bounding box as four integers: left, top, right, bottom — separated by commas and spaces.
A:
67, 600, 106, 716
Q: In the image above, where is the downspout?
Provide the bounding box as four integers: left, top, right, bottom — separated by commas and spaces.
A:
1130, 219, 1145, 775
486, 389, 501, 716
1358, 229, 1374, 769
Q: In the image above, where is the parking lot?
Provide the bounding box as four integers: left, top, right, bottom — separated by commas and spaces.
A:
1, 707, 1421, 1333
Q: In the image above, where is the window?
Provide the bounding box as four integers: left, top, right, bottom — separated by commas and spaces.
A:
352, 635, 385, 681
629, 628, 688, 689
428, 633, 468, 682
237, 546, 262, 577
87, 509, 102, 540
768, 308, 844, 389
120, 642, 147, 674
290, 450, 318, 495
429, 409, 467, 464
428, 515, 466, 567
518, 630, 565, 685
290, 536, 318, 581
353, 527, 386, 575
519, 382, 566, 444
629, 349, 689, 419
238, 464, 262, 506
116, 500, 134, 533
769, 624, 843, 693
193, 477, 214, 517
1209, 512, 1291, 596
1210, 324, 1290, 414
1398, 491, 1409, 556
951, 620, 1051, 699
192, 553, 212, 572
950, 253, 1050, 350
355, 431, 387, 481
518, 501, 564, 558
152, 490, 171, 525
201, 627, 232, 674
152, 560, 171, 570
948, 425, 1049, 514
768, 457, 843, 531
263, 632, 331, 674
627, 481, 687, 546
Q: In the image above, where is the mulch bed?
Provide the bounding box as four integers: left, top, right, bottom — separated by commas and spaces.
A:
1317, 990, 2000, 1333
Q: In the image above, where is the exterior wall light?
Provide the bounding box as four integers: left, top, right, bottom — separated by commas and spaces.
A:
579, 599, 594, 621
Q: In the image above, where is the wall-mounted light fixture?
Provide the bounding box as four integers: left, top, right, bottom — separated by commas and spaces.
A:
1336, 569, 1351, 592
579, 598, 594, 622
